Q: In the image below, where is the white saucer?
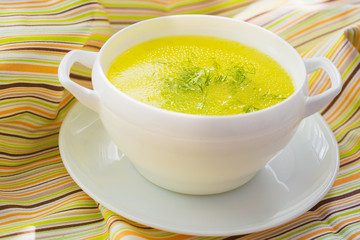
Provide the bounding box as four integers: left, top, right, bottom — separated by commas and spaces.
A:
59, 102, 339, 236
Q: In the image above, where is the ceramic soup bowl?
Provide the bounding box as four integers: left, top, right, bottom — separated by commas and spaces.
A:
58, 15, 342, 195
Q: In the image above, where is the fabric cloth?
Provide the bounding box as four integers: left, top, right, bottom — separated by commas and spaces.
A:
1, 0, 360, 239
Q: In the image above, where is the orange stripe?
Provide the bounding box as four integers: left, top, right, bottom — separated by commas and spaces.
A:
339, 151, 360, 168
56, 92, 75, 114
286, 8, 360, 41
328, 37, 348, 61
1, 4, 102, 20
298, 228, 334, 240
2, 120, 61, 130
0, 88, 63, 97
0, 0, 65, 9
0, 106, 58, 119
4, 119, 62, 130
334, 170, 360, 187
0, 43, 77, 50
114, 230, 190, 240
0, 145, 57, 154
0, 195, 92, 225
297, 215, 360, 239
0, 195, 91, 221
327, 83, 360, 125
0, 63, 57, 74
273, 10, 315, 34
309, 37, 346, 91
0, 179, 74, 197
1, 170, 66, 188
339, 138, 360, 157
236, 211, 315, 240
2, 50, 65, 55
309, 69, 325, 92
1, 33, 94, 38
0, 0, 51, 6
312, 194, 360, 218
336, 119, 360, 141
80, 232, 107, 240
0, 171, 67, 189
316, 48, 350, 95
333, 215, 360, 230
52, 208, 100, 218
85, 39, 106, 49
317, 75, 330, 94
0, 156, 59, 171
2, 120, 41, 129
309, 38, 345, 91
348, 228, 360, 240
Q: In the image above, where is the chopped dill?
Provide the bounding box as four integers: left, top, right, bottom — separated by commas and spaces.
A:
261, 93, 287, 101
243, 105, 260, 113
231, 64, 252, 87
158, 58, 255, 94
156, 57, 257, 113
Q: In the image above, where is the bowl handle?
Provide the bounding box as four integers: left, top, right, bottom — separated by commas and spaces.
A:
58, 50, 100, 112
302, 57, 342, 118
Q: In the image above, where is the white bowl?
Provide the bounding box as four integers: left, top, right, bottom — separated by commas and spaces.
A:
58, 15, 342, 195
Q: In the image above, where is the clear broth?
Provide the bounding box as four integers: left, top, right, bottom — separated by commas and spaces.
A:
107, 35, 295, 115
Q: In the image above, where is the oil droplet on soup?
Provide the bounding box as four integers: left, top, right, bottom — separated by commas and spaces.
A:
107, 35, 295, 116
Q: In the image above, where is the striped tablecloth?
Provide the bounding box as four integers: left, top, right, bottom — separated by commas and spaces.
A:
1, 0, 359, 239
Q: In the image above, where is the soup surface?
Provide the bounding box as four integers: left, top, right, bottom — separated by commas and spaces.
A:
107, 35, 295, 115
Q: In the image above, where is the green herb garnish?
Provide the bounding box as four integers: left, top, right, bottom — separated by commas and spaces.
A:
159, 59, 254, 93
243, 105, 260, 113
155, 56, 257, 114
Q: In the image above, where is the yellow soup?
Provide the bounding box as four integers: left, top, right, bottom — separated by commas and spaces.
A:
107, 35, 295, 115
